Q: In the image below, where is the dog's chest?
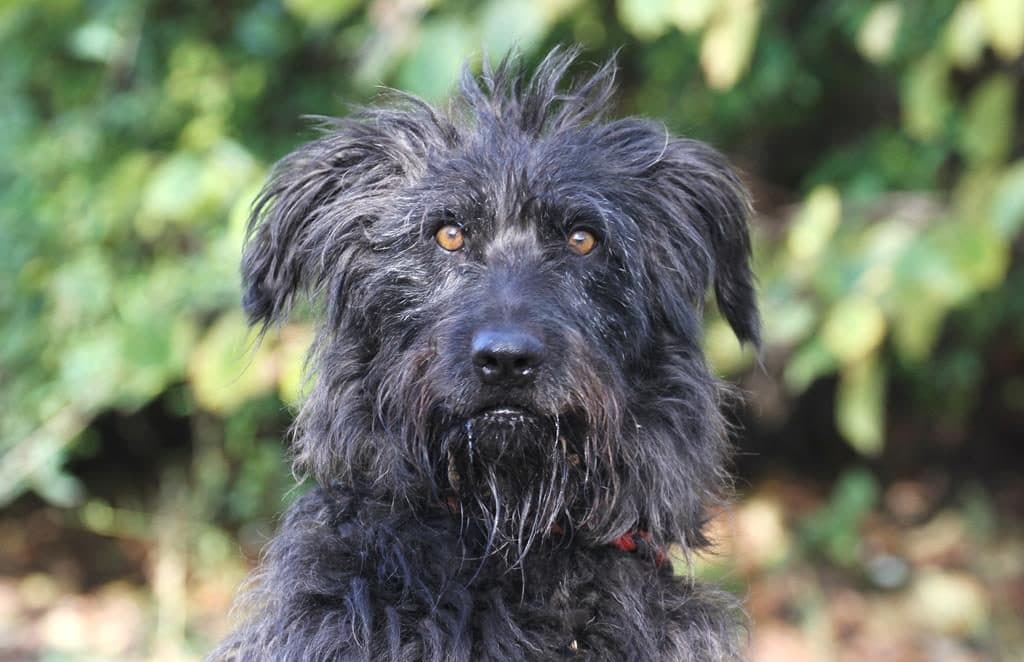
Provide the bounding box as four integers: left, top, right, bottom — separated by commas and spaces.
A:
325, 503, 704, 660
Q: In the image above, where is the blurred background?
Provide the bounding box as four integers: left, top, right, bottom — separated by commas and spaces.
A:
2, 0, 1023, 660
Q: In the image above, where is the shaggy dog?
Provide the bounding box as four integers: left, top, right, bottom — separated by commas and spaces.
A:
213, 47, 759, 661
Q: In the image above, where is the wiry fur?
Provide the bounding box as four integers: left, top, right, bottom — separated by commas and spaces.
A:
213, 47, 759, 661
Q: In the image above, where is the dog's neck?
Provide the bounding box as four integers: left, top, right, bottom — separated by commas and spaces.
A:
440, 493, 667, 568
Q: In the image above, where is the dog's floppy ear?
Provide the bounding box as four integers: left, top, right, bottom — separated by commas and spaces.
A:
242, 109, 443, 328
651, 137, 761, 347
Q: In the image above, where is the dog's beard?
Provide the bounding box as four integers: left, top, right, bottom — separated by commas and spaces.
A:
438, 410, 614, 567
375, 329, 630, 561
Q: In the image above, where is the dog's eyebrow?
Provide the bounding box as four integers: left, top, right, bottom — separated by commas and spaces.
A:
563, 207, 608, 236
555, 195, 617, 239
524, 192, 608, 233
417, 201, 487, 234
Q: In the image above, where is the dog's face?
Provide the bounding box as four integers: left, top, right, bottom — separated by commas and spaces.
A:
241, 50, 759, 557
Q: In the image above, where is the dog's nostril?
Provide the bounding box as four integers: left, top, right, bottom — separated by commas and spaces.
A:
471, 327, 544, 385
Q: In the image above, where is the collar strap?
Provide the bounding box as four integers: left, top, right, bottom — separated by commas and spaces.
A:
610, 529, 667, 568
444, 497, 667, 568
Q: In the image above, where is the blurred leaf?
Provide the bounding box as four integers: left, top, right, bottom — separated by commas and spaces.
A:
165, 41, 230, 113
31, 469, 83, 507
228, 179, 266, 246
892, 296, 947, 362
700, 0, 761, 90
480, 0, 551, 56
991, 161, 1024, 237
397, 18, 477, 101
857, 2, 902, 64
934, 218, 1009, 292
94, 151, 155, 237
733, 496, 791, 569
832, 468, 880, 520
616, 0, 675, 40
116, 311, 197, 409
822, 295, 887, 364
236, 4, 292, 57
979, 0, 1024, 59
944, 0, 987, 69
188, 313, 276, 415
49, 249, 114, 326
283, 0, 359, 28
58, 324, 125, 410
68, 21, 123, 64
836, 356, 886, 455
783, 337, 837, 394
787, 185, 842, 264
959, 74, 1016, 165
198, 140, 261, 212
885, 210, 1002, 364
856, 218, 917, 297
277, 324, 315, 405
953, 166, 999, 226
763, 297, 817, 347
895, 231, 972, 307
802, 467, 880, 565
671, 0, 716, 32
706, 317, 754, 375
902, 54, 952, 141
0, 408, 88, 507
137, 153, 203, 239
909, 570, 990, 634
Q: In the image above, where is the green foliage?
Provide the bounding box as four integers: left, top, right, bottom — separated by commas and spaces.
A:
800, 468, 880, 567
1, 0, 1022, 516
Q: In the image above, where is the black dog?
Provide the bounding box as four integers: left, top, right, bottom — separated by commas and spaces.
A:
213, 47, 759, 661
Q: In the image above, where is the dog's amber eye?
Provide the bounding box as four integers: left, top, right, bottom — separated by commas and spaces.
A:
435, 225, 465, 251
567, 228, 597, 256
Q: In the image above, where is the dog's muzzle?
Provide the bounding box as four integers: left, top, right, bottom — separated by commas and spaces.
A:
475, 406, 535, 427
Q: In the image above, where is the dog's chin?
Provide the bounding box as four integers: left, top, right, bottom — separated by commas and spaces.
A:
447, 405, 574, 561
451, 405, 551, 461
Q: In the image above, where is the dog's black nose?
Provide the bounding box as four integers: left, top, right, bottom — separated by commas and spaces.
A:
471, 327, 544, 386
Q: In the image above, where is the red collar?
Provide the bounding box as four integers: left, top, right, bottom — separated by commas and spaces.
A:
610, 529, 668, 568
557, 524, 667, 569
443, 498, 667, 568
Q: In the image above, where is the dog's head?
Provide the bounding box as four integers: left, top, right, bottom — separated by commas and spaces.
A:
242, 48, 759, 558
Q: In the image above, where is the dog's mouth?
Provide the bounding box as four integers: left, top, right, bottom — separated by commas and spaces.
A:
472, 405, 536, 427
